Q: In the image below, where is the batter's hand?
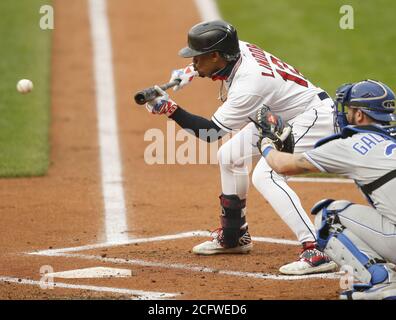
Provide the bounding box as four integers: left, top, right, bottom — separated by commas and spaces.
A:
145, 86, 178, 117
169, 64, 198, 91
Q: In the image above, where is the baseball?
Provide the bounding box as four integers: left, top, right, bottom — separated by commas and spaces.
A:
16, 79, 33, 94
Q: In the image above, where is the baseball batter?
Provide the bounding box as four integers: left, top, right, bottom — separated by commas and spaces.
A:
145, 20, 337, 275
254, 79, 396, 299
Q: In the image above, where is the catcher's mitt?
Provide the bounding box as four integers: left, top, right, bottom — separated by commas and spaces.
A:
250, 106, 295, 154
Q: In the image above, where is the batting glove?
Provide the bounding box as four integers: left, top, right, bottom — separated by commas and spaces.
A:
169, 64, 198, 91
145, 85, 178, 117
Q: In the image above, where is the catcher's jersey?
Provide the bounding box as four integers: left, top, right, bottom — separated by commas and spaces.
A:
304, 132, 396, 222
212, 41, 324, 132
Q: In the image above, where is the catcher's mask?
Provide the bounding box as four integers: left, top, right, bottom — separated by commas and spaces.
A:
334, 79, 396, 130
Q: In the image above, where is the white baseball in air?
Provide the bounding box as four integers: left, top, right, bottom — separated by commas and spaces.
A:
16, 79, 33, 94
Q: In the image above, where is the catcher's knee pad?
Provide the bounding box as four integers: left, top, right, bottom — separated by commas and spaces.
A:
312, 199, 352, 249
219, 194, 247, 248
312, 199, 388, 286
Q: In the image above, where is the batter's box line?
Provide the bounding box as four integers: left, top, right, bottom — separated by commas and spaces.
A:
27, 231, 338, 281
0, 276, 178, 300
29, 251, 340, 281
28, 230, 300, 256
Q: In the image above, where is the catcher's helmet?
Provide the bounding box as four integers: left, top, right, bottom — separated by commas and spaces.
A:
179, 20, 240, 58
335, 79, 396, 129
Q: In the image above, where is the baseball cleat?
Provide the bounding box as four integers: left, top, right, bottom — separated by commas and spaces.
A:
279, 241, 338, 275
192, 228, 253, 255
340, 282, 396, 300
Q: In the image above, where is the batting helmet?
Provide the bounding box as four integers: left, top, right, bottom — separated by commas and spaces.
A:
178, 20, 240, 59
335, 79, 396, 129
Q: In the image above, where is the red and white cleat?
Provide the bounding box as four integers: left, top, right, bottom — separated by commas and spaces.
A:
279, 241, 338, 275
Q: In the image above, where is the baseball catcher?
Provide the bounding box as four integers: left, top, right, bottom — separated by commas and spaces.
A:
254, 79, 396, 299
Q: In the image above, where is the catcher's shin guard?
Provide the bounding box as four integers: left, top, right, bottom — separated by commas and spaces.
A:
313, 199, 389, 286
219, 194, 247, 248
326, 234, 388, 286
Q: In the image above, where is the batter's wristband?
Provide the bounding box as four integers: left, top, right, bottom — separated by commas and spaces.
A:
262, 145, 274, 157
165, 102, 179, 117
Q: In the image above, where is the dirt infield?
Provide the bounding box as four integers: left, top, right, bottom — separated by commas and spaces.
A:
0, 0, 367, 299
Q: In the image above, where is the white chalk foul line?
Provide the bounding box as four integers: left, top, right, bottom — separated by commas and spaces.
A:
193, 0, 221, 21
0, 276, 178, 300
29, 231, 209, 255
288, 177, 353, 184
252, 236, 299, 246
28, 230, 299, 256
31, 252, 339, 281
88, 0, 128, 242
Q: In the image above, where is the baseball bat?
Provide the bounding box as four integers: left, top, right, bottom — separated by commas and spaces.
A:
134, 79, 181, 105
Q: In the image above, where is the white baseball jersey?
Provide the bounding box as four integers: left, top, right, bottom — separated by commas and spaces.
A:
212, 41, 324, 132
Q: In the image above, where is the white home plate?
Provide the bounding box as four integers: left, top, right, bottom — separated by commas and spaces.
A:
46, 267, 132, 279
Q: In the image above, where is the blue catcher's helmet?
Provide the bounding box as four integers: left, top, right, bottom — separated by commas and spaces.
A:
334, 79, 396, 129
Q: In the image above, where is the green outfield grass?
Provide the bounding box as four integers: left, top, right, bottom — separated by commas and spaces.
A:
0, 0, 52, 177
217, 0, 396, 100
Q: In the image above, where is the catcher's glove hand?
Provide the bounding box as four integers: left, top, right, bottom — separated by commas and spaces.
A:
249, 106, 295, 154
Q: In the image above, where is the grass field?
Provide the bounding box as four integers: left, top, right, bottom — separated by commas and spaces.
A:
217, 0, 396, 97
0, 0, 51, 177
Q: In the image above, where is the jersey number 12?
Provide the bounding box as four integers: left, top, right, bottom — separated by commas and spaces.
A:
270, 56, 308, 88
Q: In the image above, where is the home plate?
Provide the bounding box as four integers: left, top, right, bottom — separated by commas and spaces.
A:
46, 267, 132, 279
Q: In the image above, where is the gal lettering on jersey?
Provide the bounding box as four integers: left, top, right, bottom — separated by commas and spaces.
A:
385, 143, 396, 156
352, 133, 386, 155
